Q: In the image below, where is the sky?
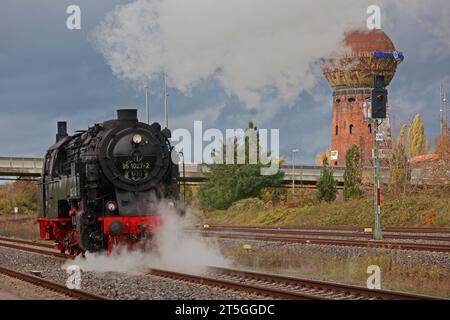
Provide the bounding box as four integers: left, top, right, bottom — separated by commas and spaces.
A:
0, 0, 449, 164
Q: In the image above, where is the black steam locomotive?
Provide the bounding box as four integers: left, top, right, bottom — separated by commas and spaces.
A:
37, 109, 180, 254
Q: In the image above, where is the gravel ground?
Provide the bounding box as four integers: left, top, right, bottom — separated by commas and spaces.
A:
0, 246, 253, 300
0, 273, 71, 300
1, 236, 448, 300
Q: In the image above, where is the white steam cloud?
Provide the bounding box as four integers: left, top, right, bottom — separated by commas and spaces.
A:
92, 0, 448, 110
92, 0, 371, 108
64, 204, 228, 275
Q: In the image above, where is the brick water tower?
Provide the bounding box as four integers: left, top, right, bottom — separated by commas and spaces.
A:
322, 29, 401, 166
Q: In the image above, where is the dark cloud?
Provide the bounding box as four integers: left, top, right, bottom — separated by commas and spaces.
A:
0, 0, 448, 163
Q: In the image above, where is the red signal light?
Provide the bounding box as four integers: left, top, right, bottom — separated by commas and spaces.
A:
376, 95, 384, 102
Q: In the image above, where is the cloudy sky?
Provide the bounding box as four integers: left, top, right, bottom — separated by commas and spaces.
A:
0, 0, 449, 163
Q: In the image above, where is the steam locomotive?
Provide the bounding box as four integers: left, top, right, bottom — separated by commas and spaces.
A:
37, 109, 180, 254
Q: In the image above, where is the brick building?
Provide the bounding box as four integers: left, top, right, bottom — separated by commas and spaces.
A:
322, 29, 401, 166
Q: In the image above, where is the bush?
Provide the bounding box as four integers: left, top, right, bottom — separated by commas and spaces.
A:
228, 198, 265, 212
199, 163, 284, 210
261, 187, 287, 207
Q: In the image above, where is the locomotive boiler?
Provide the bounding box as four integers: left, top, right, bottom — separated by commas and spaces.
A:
37, 109, 180, 254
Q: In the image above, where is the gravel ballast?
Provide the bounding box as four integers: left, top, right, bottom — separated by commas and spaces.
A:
0, 246, 252, 300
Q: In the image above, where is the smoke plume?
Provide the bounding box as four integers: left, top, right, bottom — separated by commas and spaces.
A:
64, 203, 228, 275
92, 0, 449, 113
92, 0, 374, 108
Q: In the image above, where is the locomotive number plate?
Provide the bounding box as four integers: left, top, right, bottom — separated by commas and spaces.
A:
121, 161, 151, 170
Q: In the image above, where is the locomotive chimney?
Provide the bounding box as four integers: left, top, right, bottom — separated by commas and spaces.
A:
56, 121, 67, 142
117, 109, 138, 122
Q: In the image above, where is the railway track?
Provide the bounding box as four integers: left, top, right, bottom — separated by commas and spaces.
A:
196, 225, 450, 240
0, 265, 107, 300
192, 225, 450, 253
0, 236, 71, 259
0, 236, 443, 300
150, 266, 439, 300
197, 231, 450, 252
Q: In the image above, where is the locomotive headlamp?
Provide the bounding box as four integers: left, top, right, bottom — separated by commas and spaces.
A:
106, 201, 117, 211
132, 134, 142, 144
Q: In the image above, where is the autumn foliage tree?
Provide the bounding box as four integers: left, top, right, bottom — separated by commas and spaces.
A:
389, 124, 411, 194
407, 114, 428, 157
315, 148, 331, 166
430, 123, 450, 185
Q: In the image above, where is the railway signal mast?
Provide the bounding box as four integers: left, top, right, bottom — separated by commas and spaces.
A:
440, 82, 448, 136
363, 75, 387, 241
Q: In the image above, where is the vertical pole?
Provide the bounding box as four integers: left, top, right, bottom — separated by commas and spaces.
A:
373, 120, 383, 240
440, 83, 444, 136
182, 153, 186, 204
164, 74, 169, 128
145, 86, 150, 124
292, 152, 295, 196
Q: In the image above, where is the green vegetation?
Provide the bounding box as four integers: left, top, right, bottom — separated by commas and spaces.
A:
343, 145, 363, 201
198, 163, 283, 209
198, 121, 284, 209
198, 188, 450, 227
315, 157, 337, 202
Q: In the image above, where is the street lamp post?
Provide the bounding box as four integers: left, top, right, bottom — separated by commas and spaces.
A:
291, 149, 299, 197
363, 100, 383, 240
179, 151, 186, 204
145, 85, 150, 124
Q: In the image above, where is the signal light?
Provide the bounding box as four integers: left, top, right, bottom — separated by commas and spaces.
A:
371, 88, 387, 119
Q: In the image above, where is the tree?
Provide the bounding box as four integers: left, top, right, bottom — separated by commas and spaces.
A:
316, 157, 337, 202
198, 122, 284, 210
407, 114, 428, 157
430, 123, 450, 186
315, 148, 331, 165
343, 144, 363, 201
398, 124, 407, 146
389, 124, 411, 194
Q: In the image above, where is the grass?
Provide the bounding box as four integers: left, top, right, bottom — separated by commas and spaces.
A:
198, 188, 450, 227
220, 244, 450, 298
0, 216, 40, 240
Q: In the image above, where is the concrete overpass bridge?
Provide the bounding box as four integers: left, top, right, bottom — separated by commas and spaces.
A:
0, 157, 43, 179
0, 156, 389, 185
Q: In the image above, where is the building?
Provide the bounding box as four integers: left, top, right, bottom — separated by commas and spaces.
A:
322, 29, 401, 166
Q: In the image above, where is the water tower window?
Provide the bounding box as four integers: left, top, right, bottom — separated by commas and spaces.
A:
368, 123, 372, 134
349, 124, 354, 134
335, 98, 341, 104
348, 97, 356, 103
335, 125, 338, 135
